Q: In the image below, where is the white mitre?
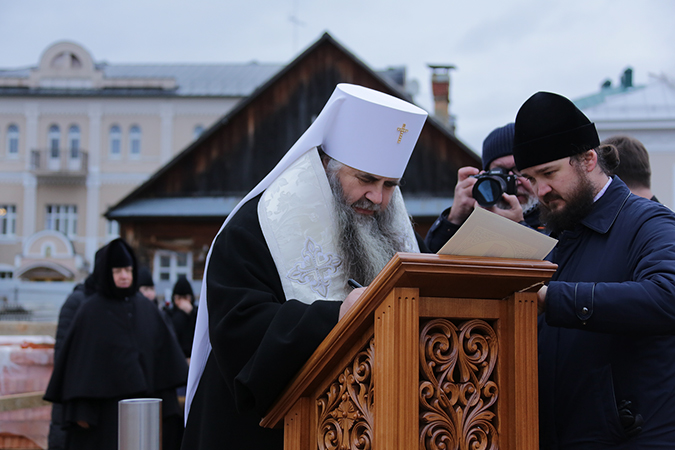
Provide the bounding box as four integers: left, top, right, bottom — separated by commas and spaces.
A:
185, 84, 428, 416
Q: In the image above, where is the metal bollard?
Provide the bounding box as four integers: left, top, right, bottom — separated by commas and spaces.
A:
118, 398, 162, 450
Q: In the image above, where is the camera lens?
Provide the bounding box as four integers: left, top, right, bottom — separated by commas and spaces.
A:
473, 177, 507, 207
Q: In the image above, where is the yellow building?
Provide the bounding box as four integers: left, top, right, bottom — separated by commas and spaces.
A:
0, 41, 281, 286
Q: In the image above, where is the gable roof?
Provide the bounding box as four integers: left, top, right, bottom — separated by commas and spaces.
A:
107, 32, 478, 219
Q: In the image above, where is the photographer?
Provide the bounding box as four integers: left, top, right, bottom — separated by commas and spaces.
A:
425, 122, 541, 252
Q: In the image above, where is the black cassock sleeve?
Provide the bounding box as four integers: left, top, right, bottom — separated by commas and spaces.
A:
206, 197, 342, 416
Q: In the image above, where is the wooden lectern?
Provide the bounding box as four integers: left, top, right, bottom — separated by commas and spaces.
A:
261, 253, 557, 450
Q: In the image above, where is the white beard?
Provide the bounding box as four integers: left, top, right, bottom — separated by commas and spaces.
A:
327, 166, 409, 285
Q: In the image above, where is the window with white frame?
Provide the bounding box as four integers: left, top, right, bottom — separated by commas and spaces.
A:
48, 125, 60, 158
129, 125, 141, 158
68, 125, 80, 159
107, 219, 120, 239
7, 125, 19, 156
45, 204, 77, 236
109, 125, 121, 158
0, 205, 16, 237
154, 250, 192, 282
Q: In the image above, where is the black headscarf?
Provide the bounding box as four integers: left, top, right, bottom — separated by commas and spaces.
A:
138, 266, 154, 287
172, 275, 194, 304
93, 238, 138, 300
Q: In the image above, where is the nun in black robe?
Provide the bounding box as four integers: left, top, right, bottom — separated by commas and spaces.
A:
165, 275, 198, 358
44, 238, 188, 450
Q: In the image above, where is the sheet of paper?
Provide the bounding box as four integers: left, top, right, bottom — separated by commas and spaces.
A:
437, 207, 557, 260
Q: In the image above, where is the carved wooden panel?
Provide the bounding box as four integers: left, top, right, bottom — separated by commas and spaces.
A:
317, 338, 375, 450
419, 318, 499, 450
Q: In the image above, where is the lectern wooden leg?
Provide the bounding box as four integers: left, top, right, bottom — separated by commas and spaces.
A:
505, 292, 539, 450
374, 287, 419, 450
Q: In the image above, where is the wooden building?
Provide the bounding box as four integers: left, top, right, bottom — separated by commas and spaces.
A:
106, 33, 480, 296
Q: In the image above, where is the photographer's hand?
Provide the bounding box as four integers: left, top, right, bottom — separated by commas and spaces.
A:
483, 193, 524, 223
448, 166, 480, 225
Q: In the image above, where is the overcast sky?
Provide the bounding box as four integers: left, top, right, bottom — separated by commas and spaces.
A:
1, 0, 674, 156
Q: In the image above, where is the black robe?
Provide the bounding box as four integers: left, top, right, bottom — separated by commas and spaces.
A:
44, 238, 188, 450
181, 196, 429, 450
181, 196, 343, 450
166, 306, 198, 358
48, 277, 95, 450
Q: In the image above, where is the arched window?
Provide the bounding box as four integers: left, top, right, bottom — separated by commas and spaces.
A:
129, 125, 141, 158
193, 125, 204, 140
51, 51, 82, 69
68, 125, 80, 158
109, 125, 121, 158
7, 125, 19, 156
48, 125, 60, 159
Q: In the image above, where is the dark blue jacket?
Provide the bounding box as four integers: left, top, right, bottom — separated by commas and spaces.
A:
540, 177, 675, 449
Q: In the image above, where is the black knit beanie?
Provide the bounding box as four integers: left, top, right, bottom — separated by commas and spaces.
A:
482, 123, 515, 170
513, 91, 600, 171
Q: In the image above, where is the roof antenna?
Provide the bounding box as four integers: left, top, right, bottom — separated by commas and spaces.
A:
289, 0, 306, 54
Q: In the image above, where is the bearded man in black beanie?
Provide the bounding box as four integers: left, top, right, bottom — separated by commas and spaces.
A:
514, 91, 675, 449
44, 238, 188, 450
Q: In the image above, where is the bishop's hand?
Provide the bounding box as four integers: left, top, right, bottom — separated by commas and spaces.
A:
340, 287, 366, 320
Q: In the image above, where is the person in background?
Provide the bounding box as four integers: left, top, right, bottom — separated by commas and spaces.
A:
166, 275, 197, 360
44, 238, 188, 450
513, 91, 675, 449
425, 122, 540, 252
602, 135, 659, 202
138, 265, 175, 332
138, 266, 160, 308
164, 275, 197, 446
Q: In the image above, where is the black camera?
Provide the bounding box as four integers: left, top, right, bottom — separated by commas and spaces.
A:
471, 168, 517, 207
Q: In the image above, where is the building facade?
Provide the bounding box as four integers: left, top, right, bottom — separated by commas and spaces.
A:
0, 41, 281, 285
576, 68, 675, 208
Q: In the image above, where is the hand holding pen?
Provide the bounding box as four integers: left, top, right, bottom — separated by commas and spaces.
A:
340, 279, 366, 320
348, 278, 363, 289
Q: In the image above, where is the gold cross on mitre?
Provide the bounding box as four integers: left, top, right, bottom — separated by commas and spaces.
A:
396, 124, 409, 144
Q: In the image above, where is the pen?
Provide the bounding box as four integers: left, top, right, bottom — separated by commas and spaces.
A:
347, 278, 363, 289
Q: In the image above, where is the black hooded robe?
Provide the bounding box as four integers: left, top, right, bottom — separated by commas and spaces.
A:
44, 238, 188, 450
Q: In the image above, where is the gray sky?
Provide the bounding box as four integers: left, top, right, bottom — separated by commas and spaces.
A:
1, 0, 674, 156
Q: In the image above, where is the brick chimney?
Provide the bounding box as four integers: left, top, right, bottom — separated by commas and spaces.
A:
428, 64, 456, 134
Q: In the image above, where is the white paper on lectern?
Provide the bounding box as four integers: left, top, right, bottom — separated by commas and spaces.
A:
437, 207, 557, 260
